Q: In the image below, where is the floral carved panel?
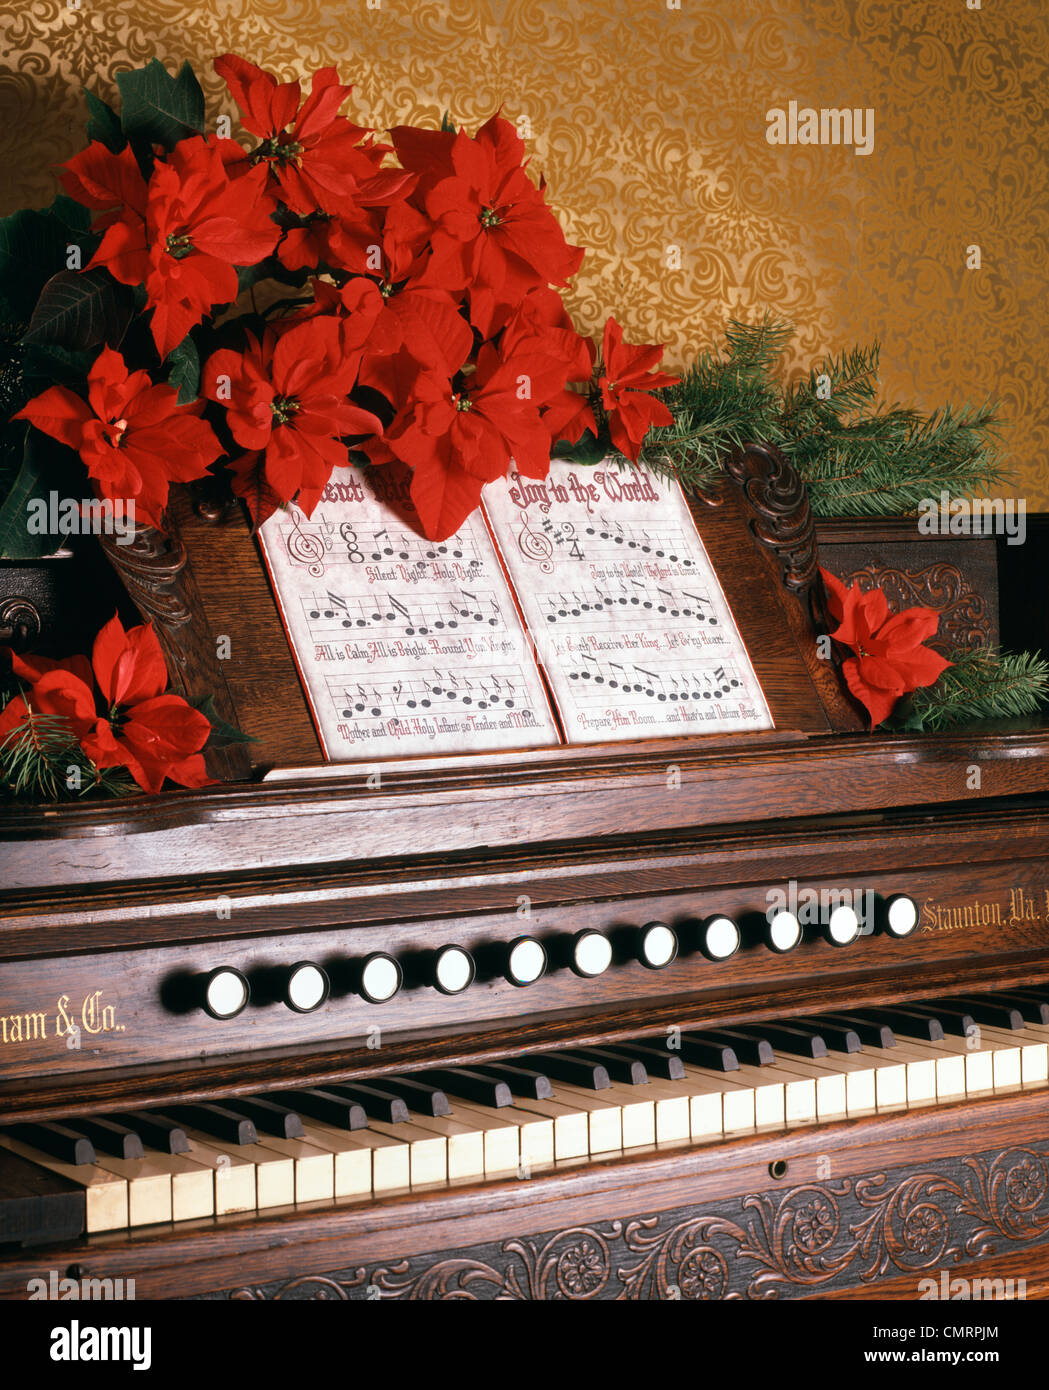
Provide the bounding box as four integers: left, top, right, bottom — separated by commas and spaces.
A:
195, 1141, 1049, 1301
837, 561, 994, 654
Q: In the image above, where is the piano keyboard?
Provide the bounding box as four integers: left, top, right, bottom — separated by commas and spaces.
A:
3, 989, 1048, 1238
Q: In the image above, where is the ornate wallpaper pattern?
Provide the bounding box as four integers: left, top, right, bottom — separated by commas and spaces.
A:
1, 0, 1045, 507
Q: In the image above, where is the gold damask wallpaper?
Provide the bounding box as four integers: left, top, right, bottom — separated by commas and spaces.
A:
1, 0, 1046, 506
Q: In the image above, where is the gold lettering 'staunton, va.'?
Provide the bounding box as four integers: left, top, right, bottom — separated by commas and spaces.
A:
921, 886, 1049, 934
0, 991, 126, 1048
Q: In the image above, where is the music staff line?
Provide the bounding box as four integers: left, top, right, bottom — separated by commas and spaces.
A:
282, 512, 484, 578
326, 667, 531, 721
540, 579, 719, 627
564, 654, 743, 704
517, 511, 701, 570
304, 587, 503, 638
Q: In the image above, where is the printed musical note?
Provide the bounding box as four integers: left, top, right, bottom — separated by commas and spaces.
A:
370, 529, 411, 561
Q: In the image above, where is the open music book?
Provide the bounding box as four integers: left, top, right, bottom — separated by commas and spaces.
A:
258, 459, 772, 760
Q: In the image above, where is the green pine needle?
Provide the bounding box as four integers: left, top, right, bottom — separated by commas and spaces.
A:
894, 647, 1049, 732
652, 317, 1009, 516
0, 707, 138, 800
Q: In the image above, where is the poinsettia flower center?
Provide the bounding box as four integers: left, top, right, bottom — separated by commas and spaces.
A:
164, 233, 194, 260
108, 702, 129, 733
479, 205, 503, 228
258, 137, 303, 165
270, 394, 301, 424
452, 393, 473, 412
103, 416, 129, 448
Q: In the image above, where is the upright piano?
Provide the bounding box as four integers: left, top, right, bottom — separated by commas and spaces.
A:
1, 446, 1048, 1301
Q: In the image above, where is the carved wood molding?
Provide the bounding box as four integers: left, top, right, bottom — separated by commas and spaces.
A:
203, 1141, 1049, 1301
98, 514, 251, 781
835, 561, 992, 654
723, 442, 827, 631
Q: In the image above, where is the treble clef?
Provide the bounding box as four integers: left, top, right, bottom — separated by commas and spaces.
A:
516, 509, 554, 574
287, 509, 326, 577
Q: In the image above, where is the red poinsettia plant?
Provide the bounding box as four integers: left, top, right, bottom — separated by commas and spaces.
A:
821, 568, 952, 727
0, 612, 253, 797
0, 54, 678, 552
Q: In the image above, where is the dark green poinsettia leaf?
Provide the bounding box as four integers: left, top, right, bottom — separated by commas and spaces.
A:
0, 197, 95, 320
116, 58, 205, 152
166, 333, 200, 404
21, 342, 95, 387
22, 268, 133, 351
0, 428, 78, 560
84, 89, 126, 152
551, 429, 606, 465
188, 693, 259, 746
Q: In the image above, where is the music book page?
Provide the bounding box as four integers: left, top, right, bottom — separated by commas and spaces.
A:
480, 457, 773, 742
257, 465, 560, 760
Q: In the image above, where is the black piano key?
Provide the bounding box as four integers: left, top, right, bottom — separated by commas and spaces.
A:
793, 1017, 862, 1053
993, 992, 1049, 1025
422, 1070, 513, 1108
372, 1078, 451, 1117
612, 1042, 686, 1081
817, 1014, 896, 1049
469, 1063, 554, 1100
116, 1112, 190, 1155
858, 1007, 945, 1042
520, 1054, 611, 1090
942, 997, 1024, 1031
272, 1089, 368, 1131
168, 1104, 258, 1147
901, 1004, 976, 1038
570, 1048, 648, 1085
9, 1123, 95, 1167
224, 1097, 305, 1139
732, 1023, 829, 1060
326, 1084, 410, 1125
73, 1118, 144, 1160
679, 1034, 743, 1071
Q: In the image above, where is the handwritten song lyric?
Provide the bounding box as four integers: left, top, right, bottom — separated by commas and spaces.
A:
481, 459, 773, 741
258, 466, 559, 759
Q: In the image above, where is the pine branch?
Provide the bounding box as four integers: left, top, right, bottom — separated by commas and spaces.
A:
653, 317, 1010, 515
893, 647, 1049, 732
0, 708, 138, 800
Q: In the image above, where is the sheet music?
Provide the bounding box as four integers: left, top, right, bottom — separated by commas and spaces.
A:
481, 458, 773, 741
258, 465, 560, 759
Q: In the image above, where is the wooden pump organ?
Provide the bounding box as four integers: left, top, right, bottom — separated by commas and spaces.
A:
1, 445, 1049, 1302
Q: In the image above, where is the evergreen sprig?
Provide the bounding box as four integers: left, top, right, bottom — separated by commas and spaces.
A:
643, 318, 1009, 516
891, 647, 1049, 732
0, 705, 138, 800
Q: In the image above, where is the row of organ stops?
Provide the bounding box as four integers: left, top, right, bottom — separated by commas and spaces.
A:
198, 894, 920, 1021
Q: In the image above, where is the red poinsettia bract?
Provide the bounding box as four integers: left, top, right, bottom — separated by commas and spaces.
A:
383, 341, 574, 541
821, 568, 951, 727
598, 317, 678, 461
203, 316, 383, 525
395, 115, 585, 337
0, 615, 212, 793
64, 135, 280, 359
15, 345, 222, 528
214, 55, 412, 219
